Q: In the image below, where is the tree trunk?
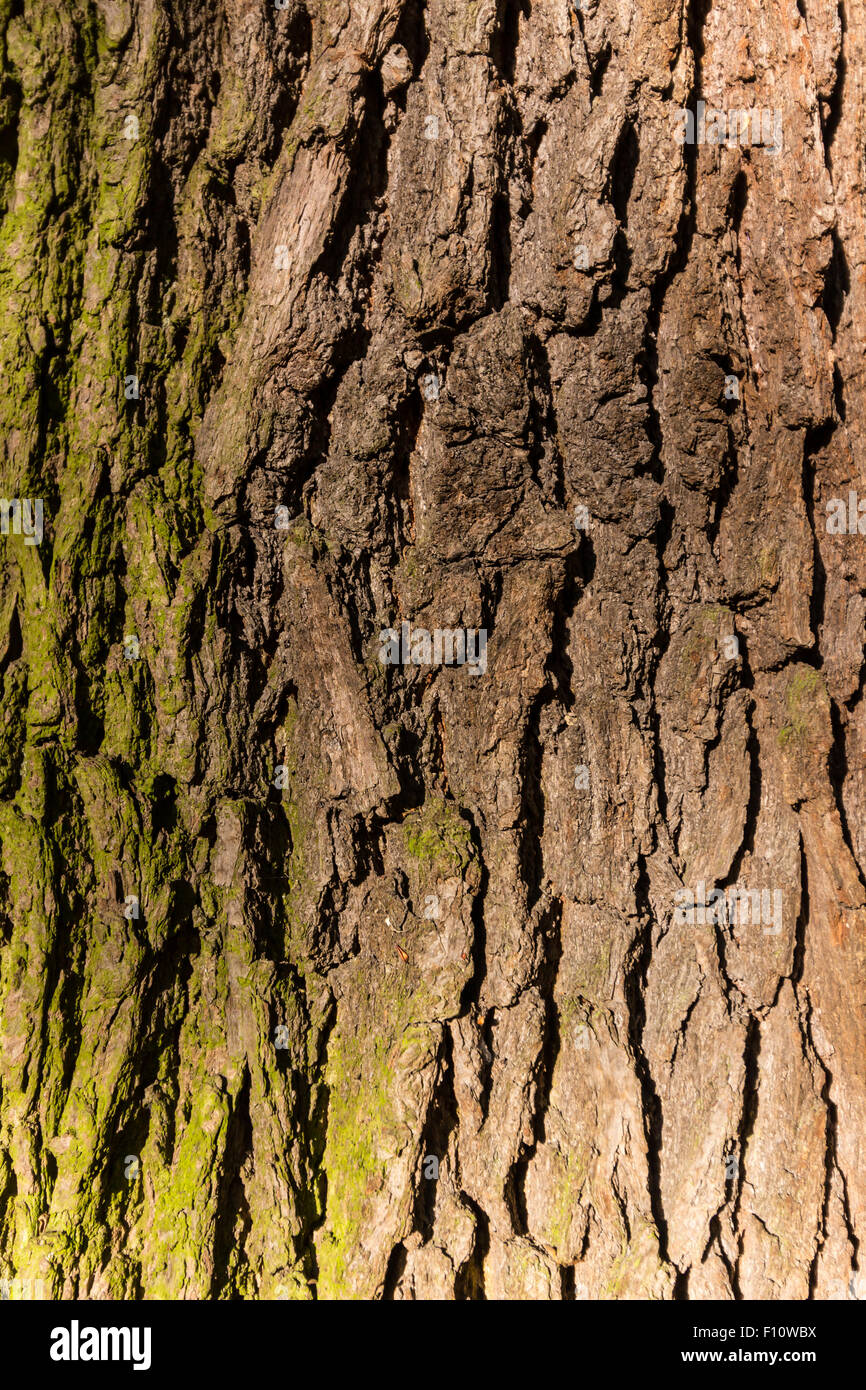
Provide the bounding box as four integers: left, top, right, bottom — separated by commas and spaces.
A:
1, 0, 864, 1301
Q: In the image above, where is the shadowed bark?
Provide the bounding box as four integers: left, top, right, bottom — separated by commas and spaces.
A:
1, 0, 865, 1300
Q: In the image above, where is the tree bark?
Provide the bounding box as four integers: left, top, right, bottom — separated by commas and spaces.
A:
1, 0, 864, 1300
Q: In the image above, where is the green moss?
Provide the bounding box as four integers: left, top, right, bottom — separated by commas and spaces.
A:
778, 668, 823, 748
0, 0, 278, 1298
572, 937, 612, 999
601, 1222, 665, 1299
315, 971, 429, 1299
404, 797, 474, 874
546, 1150, 587, 1254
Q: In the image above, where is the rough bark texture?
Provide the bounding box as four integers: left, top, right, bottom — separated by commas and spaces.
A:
1, 0, 865, 1301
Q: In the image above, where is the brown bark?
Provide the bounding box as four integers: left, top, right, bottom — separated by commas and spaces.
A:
0, 0, 864, 1300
